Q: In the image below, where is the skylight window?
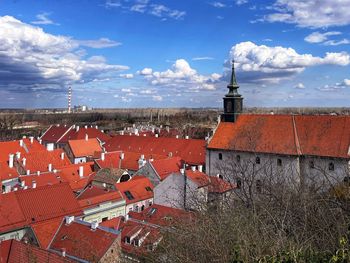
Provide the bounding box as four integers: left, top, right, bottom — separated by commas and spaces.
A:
124, 191, 135, 200
145, 186, 152, 192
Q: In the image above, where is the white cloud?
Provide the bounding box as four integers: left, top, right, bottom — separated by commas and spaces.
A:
78, 38, 121, 48
295, 83, 305, 89
137, 68, 153, 75
141, 59, 221, 91
264, 0, 350, 28
344, 79, 350, 86
31, 12, 58, 25
0, 16, 128, 91
210, 2, 226, 8
119, 73, 134, 79
105, 0, 186, 20
192, 56, 214, 61
235, 0, 248, 5
304, 31, 341, 43
229, 41, 350, 83
121, 88, 132, 92
152, 95, 163, 101
324, 39, 350, 46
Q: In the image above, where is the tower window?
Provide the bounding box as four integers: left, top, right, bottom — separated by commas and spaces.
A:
255, 157, 260, 164
256, 180, 262, 194
218, 153, 223, 160
236, 155, 241, 162
309, 161, 315, 169
277, 159, 282, 166
329, 162, 335, 171
344, 176, 350, 185
236, 178, 242, 189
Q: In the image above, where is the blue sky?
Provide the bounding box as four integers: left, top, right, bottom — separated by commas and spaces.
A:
0, 0, 349, 108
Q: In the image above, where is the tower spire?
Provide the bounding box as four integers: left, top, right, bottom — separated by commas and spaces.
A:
221, 59, 243, 122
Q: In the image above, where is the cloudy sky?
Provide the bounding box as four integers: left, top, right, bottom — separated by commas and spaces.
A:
0, 0, 349, 108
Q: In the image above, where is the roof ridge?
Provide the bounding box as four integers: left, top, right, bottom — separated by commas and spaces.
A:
292, 115, 302, 155
39, 125, 53, 140
56, 125, 73, 143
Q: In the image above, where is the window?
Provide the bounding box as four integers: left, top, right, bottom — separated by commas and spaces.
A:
329, 162, 335, 171
344, 177, 350, 185
236, 178, 242, 189
277, 158, 282, 166
102, 217, 108, 222
124, 191, 135, 200
145, 186, 153, 192
218, 174, 223, 179
141, 205, 145, 211
148, 201, 153, 207
309, 161, 315, 169
134, 205, 139, 212
255, 157, 260, 164
256, 180, 262, 194
236, 155, 241, 162
125, 237, 131, 244
218, 153, 223, 160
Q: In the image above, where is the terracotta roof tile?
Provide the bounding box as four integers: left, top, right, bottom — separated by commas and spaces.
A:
150, 157, 184, 180
104, 135, 206, 165
31, 217, 63, 249
208, 114, 350, 158
68, 138, 102, 158
40, 125, 72, 143
49, 219, 120, 262
115, 176, 154, 204
59, 127, 110, 143
77, 185, 124, 209
185, 170, 210, 188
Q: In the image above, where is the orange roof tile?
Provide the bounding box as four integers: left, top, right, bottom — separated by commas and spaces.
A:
77, 185, 124, 209
115, 176, 154, 204
0, 161, 19, 181
31, 217, 63, 249
40, 125, 72, 143
208, 176, 235, 193
49, 219, 119, 262
208, 114, 350, 158
0, 138, 45, 163
68, 138, 102, 158
150, 157, 184, 180
59, 127, 110, 143
104, 135, 206, 165
21, 149, 71, 173
59, 162, 94, 191
185, 170, 210, 188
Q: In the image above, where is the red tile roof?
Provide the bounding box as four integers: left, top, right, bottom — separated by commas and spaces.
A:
49, 219, 120, 262
208, 114, 350, 158
15, 183, 82, 223
40, 125, 72, 143
31, 217, 63, 249
115, 176, 154, 204
59, 162, 94, 191
185, 170, 210, 188
0, 138, 45, 163
77, 185, 124, 210
0, 239, 73, 263
128, 204, 193, 227
95, 151, 167, 171
21, 149, 71, 173
0, 192, 26, 233
59, 127, 110, 143
104, 135, 206, 165
19, 172, 63, 188
68, 138, 102, 158
208, 176, 235, 193
150, 157, 184, 180
0, 161, 19, 182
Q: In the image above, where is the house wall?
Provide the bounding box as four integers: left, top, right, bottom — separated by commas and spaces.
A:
100, 236, 121, 263
134, 162, 160, 186
154, 174, 185, 209
0, 228, 27, 242
82, 200, 126, 223
125, 198, 153, 214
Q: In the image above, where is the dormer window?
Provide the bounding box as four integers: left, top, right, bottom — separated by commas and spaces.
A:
124, 191, 134, 200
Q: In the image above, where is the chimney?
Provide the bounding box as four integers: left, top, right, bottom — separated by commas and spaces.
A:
91, 221, 99, 230
65, 216, 74, 225
180, 168, 185, 175
103, 183, 107, 188
191, 166, 196, 172
32, 181, 37, 189
140, 154, 145, 160
79, 166, 84, 178
76, 126, 80, 132
120, 152, 125, 160
84, 125, 88, 129
168, 152, 173, 157
61, 152, 65, 160
198, 165, 203, 173
185, 135, 189, 140
21, 180, 25, 188
61, 248, 66, 257
29, 137, 34, 144
135, 128, 138, 135
176, 135, 179, 139
143, 134, 146, 137
120, 131, 124, 135
22, 157, 26, 167
37, 171, 41, 176
95, 125, 98, 129
155, 134, 159, 138
48, 163, 52, 172
26, 170, 30, 175
9, 154, 14, 168
16, 152, 21, 160
39, 139, 42, 144
19, 139, 24, 147
101, 152, 105, 161
85, 134, 88, 141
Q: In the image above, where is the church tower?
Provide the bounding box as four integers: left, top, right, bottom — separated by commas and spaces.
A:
221, 60, 243, 122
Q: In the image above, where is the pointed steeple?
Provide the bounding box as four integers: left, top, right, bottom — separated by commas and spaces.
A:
221, 59, 243, 122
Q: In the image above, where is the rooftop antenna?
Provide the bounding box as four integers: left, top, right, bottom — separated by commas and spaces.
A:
68, 86, 72, 113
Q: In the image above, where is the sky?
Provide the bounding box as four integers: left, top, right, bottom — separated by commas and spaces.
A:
0, 0, 349, 108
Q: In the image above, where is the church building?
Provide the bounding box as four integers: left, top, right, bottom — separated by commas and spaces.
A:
206, 61, 350, 191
